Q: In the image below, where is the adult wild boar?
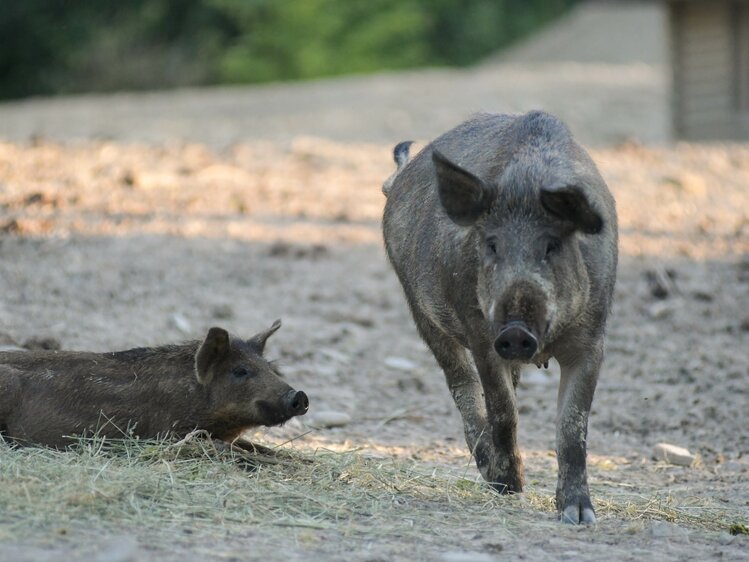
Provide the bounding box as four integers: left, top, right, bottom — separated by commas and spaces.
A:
0, 321, 308, 449
382, 111, 617, 524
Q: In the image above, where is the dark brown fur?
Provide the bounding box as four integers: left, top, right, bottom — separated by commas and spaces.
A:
0, 322, 308, 448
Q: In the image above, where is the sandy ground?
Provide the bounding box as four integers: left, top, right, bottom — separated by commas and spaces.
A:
1, 2, 748, 560
1, 136, 748, 561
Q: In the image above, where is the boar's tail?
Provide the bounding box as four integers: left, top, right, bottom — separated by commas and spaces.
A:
382, 140, 414, 197
393, 140, 413, 168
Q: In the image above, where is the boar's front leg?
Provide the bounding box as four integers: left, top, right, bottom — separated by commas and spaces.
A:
555, 343, 602, 524
471, 342, 524, 494
414, 317, 494, 481
439, 344, 496, 482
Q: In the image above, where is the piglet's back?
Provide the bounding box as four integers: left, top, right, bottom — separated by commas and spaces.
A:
0, 344, 204, 448
0, 323, 308, 449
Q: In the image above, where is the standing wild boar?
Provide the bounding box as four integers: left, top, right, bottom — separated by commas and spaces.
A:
0, 320, 308, 449
382, 111, 617, 524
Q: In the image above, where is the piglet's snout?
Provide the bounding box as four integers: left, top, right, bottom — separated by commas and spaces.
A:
494, 322, 538, 361
284, 390, 309, 416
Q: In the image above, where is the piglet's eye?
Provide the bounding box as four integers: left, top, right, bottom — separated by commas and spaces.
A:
232, 367, 254, 378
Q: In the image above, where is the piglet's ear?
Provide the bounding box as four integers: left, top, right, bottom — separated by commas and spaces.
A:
247, 319, 281, 355
540, 184, 603, 235
433, 149, 494, 226
195, 327, 230, 385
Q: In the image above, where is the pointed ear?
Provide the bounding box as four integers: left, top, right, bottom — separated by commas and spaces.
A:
433, 149, 494, 226
540, 184, 603, 234
247, 319, 281, 355
195, 327, 230, 385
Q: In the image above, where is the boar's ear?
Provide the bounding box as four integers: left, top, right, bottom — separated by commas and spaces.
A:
433, 149, 494, 226
247, 319, 281, 355
540, 184, 603, 235
195, 327, 230, 385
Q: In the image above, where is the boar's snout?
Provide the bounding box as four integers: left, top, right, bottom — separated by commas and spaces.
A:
284, 390, 309, 416
494, 322, 538, 361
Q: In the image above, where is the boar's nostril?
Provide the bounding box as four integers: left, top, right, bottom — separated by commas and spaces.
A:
494, 323, 538, 361
294, 391, 309, 413
286, 390, 309, 415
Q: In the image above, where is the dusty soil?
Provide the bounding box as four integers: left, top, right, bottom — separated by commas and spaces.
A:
0, 135, 748, 561
0, 3, 748, 559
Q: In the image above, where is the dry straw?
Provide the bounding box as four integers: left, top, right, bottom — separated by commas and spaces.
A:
0, 432, 743, 547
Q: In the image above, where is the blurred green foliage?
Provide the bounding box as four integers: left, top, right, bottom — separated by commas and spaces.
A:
0, 0, 578, 100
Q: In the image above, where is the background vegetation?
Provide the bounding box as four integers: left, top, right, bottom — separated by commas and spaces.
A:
0, 0, 579, 100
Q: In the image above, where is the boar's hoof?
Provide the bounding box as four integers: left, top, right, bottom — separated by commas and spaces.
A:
560, 498, 596, 525
484, 468, 523, 494
494, 323, 538, 361
489, 481, 522, 495
284, 390, 309, 415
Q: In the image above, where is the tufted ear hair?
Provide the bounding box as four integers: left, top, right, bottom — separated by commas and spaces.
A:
195, 327, 230, 385
247, 319, 281, 355
433, 149, 494, 226
540, 184, 603, 234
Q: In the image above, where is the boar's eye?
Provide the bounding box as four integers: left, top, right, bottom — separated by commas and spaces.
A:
486, 238, 499, 257
231, 366, 255, 379
545, 237, 562, 258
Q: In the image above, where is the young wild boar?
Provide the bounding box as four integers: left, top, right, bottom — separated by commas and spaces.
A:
0, 320, 308, 449
382, 111, 617, 524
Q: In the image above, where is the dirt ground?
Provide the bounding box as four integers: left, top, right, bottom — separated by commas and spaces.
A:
1, 135, 748, 561
1, 3, 748, 560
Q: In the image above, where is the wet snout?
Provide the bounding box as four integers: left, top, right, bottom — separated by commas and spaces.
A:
494, 322, 538, 361
283, 389, 309, 416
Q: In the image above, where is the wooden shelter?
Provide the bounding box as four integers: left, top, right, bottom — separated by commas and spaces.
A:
665, 0, 749, 140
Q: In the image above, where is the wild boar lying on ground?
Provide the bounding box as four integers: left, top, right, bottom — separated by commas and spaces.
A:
383, 111, 618, 524
0, 321, 308, 449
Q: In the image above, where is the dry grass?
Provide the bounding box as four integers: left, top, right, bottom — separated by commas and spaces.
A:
0, 433, 522, 543
1, 433, 744, 552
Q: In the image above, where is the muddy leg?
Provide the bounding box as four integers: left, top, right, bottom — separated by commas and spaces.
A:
413, 316, 494, 481
556, 345, 601, 524
472, 345, 524, 493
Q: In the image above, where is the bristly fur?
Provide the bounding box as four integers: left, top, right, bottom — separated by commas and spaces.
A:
0, 325, 306, 449
382, 110, 617, 524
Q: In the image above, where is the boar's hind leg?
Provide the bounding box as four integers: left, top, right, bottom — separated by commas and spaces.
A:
555, 346, 602, 525
414, 320, 494, 482
471, 347, 524, 494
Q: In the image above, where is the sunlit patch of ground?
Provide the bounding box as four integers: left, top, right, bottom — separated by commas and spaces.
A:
1, 138, 748, 561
